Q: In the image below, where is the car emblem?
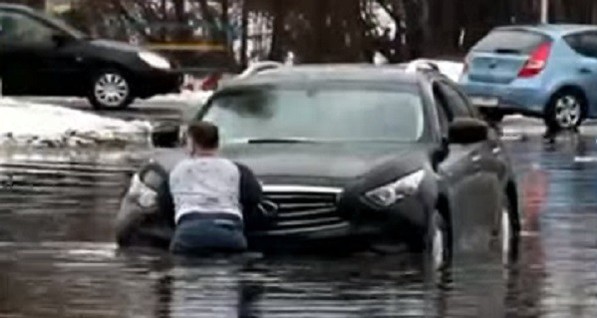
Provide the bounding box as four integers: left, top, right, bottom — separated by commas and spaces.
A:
489, 60, 498, 69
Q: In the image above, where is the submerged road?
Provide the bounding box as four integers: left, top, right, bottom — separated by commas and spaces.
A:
1, 104, 597, 317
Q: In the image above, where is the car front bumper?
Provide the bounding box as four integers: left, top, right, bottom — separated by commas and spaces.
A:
116, 197, 430, 253
247, 195, 430, 252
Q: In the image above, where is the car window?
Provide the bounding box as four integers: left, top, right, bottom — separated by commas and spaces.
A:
564, 31, 597, 58
436, 82, 472, 118
0, 11, 55, 46
432, 85, 451, 136
203, 85, 426, 143
472, 29, 550, 54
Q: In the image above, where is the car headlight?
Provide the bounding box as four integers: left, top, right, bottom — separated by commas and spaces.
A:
138, 51, 171, 70
365, 170, 425, 207
127, 173, 158, 208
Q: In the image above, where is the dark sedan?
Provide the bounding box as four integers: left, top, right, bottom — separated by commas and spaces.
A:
116, 65, 521, 269
0, 4, 182, 109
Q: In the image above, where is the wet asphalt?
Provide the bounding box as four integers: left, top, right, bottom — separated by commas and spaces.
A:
1, 101, 597, 317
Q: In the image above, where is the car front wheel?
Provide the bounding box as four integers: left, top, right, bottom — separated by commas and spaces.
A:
426, 210, 451, 270
495, 196, 519, 264
88, 70, 134, 110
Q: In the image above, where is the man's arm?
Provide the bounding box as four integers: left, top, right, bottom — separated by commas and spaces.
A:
236, 163, 263, 214
235, 163, 277, 231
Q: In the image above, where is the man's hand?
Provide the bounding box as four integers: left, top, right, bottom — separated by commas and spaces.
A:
257, 200, 278, 218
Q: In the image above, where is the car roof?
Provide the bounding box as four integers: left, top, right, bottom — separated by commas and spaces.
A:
220, 64, 437, 89
496, 24, 597, 37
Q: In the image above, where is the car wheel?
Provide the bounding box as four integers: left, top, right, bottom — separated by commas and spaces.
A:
545, 89, 586, 130
89, 70, 134, 110
496, 196, 518, 264
426, 210, 451, 270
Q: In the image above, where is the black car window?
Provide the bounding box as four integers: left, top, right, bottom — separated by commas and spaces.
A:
0, 11, 55, 46
564, 31, 597, 58
432, 85, 451, 136
436, 82, 472, 118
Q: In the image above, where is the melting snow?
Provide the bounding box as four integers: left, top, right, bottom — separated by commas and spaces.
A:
0, 98, 151, 148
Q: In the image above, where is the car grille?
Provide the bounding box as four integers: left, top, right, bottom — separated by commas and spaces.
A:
262, 186, 348, 235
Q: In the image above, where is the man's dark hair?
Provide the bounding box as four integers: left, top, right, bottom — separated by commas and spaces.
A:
187, 121, 219, 150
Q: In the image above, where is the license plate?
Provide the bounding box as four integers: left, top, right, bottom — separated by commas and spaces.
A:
470, 96, 499, 107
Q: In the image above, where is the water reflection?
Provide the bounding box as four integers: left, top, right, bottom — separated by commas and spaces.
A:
1, 133, 597, 317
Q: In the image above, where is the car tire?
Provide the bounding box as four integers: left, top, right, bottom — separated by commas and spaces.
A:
544, 89, 586, 130
425, 210, 451, 270
495, 195, 519, 264
88, 69, 134, 110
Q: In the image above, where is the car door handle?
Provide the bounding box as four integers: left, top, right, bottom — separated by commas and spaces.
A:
471, 154, 482, 163
579, 68, 592, 74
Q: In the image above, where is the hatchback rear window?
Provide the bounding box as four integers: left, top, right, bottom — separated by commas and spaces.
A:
472, 29, 550, 54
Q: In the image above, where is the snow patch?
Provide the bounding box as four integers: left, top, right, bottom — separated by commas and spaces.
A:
0, 98, 151, 148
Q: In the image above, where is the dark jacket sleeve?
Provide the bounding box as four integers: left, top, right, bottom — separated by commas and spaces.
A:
235, 162, 263, 215
235, 163, 275, 230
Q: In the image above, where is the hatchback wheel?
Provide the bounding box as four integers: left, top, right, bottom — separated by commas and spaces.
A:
89, 70, 133, 110
545, 90, 585, 130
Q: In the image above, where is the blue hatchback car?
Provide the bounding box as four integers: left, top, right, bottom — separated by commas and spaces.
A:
460, 24, 597, 129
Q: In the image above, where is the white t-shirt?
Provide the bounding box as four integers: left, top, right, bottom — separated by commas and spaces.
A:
169, 157, 242, 224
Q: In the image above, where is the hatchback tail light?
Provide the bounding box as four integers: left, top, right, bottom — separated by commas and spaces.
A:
518, 42, 552, 78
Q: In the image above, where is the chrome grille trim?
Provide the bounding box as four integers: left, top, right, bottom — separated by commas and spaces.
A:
262, 185, 342, 194
261, 184, 345, 235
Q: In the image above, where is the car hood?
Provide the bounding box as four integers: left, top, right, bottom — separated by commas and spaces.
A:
89, 39, 144, 53
151, 143, 432, 186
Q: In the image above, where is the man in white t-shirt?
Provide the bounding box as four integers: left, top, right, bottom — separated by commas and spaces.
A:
169, 121, 263, 255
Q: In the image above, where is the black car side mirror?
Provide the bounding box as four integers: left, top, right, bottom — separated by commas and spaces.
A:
151, 124, 181, 148
448, 117, 489, 144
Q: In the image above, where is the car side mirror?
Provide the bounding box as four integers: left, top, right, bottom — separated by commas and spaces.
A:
448, 117, 489, 144
151, 123, 181, 148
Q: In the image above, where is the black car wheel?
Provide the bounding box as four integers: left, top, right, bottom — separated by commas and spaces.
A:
426, 210, 451, 270
495, 196, 519, 264
544, 89, 586, 130
89, 70, 134, 110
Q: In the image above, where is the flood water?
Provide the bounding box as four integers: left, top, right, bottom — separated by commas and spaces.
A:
1, 130, 597, 318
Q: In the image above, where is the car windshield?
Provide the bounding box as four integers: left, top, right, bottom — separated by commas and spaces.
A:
202, 86, 425, 143
37, 10, 87, 39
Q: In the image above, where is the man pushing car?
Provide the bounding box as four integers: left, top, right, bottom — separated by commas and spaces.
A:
168, 121, 263, 255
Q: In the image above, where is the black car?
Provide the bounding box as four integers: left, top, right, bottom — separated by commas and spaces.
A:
116, 64, 521, 268
0, 4, 182, 109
